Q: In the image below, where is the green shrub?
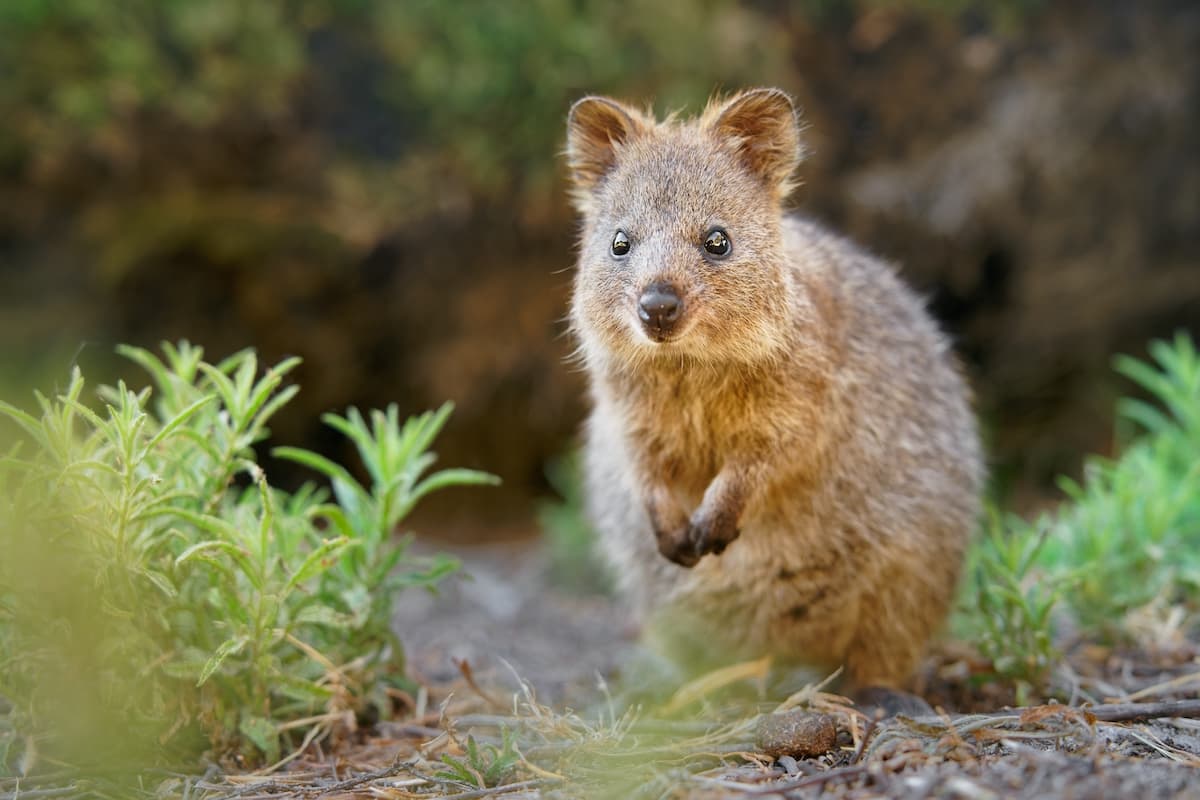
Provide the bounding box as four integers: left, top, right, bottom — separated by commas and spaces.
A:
0, 341, 496, 775
958, 332, 1200, 690
0, 0, 787, 206
1043, 334, 1200, 629
957, 510, 1065, 695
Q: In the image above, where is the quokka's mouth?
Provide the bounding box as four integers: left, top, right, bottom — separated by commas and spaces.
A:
637, 314, 684, 343
640, 324, 686, 345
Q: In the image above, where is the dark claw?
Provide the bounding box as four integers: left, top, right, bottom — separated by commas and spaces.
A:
688, 514, 741, 559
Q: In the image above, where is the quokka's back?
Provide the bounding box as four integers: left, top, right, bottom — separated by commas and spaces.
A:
566, 88, 982, 689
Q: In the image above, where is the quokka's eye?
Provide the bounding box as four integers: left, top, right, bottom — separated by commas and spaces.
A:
703, 228, 731, 257
611, 230, 631, 257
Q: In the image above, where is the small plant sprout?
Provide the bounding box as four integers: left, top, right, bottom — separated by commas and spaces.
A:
961, 510, 1066, 698
436, 728, 522, 788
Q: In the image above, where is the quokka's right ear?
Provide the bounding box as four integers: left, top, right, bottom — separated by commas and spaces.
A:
566, 96, 648, 198
704, 88, 804, 196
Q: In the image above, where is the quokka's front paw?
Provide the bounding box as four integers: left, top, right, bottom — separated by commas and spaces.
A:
648, 492, 701, 567
654, 510, 742, 567
654, 523, 703, 567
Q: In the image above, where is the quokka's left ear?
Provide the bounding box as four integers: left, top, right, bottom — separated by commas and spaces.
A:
565, 95, 650, 198
704, 88, 804, 194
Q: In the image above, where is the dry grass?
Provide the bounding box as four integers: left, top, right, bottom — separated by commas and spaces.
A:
98, 652, 1199, 800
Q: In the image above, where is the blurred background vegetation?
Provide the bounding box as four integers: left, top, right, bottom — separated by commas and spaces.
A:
1, 0, 1197, 534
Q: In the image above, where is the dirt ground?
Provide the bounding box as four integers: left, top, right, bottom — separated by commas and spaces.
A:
153, 538, 1200, 800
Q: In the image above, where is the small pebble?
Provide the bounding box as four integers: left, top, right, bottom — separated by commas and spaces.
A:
755, 710, 838, 759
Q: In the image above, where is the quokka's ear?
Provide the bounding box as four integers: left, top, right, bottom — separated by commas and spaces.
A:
705, 88, 803, 194
566, 96, 648, 194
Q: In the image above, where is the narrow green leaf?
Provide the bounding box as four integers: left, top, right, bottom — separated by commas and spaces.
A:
285, 536, 356, 591
322, 410, 382, 485
198, 636, 248, 686
275, 674, 334, 704
409, 468, 499, 508
158, 506, 242, 542
293, 604, 354, 628
143, 395, 215, 454
244, 357, 301, 424
406, 403, 454, 466
175, 540, 262, 590
1114, 355, 1170, 399
175, 427, 224, 461
197, 363, 240, 420
136, 568, 178, 600
161, 340, 205, 383
394, 553, 460, 589
233, 351, 258, 416
213, 346, 254, 374
116, 344, 176, 404
0, 400, 50, 450
310, 504, 356, 538
272, 446, 360, 490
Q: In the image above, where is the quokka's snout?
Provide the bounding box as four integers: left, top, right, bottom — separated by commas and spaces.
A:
637, 281, 684, 341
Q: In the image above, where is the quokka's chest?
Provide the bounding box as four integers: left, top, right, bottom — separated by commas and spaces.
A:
618, 373, 766, 488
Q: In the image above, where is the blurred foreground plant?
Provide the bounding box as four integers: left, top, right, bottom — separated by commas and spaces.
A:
958, 332, 1200, 691
0, 342, 495, 776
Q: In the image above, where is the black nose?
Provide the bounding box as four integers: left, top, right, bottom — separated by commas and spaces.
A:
638, 283, 683, 336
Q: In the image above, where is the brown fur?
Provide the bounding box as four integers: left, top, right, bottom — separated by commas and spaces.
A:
565, 88, 983, 688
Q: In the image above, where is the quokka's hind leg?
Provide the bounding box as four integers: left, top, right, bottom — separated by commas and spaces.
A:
843, 551, 961, 690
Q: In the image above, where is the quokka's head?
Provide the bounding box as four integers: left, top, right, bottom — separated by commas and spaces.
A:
566, 88, 804, 367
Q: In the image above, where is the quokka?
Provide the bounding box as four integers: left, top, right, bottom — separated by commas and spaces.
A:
566, 88, 983, 688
